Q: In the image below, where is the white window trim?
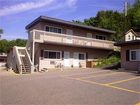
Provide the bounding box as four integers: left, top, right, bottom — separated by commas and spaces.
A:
44, 25, 62, 34
130, 49, 140, 61
78, 52, 86, 60
96, 35, 106, 40
43, 50, 62, 60
86, 33, 93, 38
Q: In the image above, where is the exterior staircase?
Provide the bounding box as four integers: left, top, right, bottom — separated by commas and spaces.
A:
20, 57, 30, 74
7, 46, 33, 74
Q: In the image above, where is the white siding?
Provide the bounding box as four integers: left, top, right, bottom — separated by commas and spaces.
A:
125, 31, 136, 41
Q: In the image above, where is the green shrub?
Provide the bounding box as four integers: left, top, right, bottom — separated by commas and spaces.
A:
95, 55, 120, 68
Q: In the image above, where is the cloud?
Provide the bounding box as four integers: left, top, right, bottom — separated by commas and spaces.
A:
67, 0, 77, 7
0, 0, 54, 16
0, 0, 78, 16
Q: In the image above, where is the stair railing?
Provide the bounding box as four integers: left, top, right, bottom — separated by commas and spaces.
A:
13, 47, 23, 74
25, 48, 33, 73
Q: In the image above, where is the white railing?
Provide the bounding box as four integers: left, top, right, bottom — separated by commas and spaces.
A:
13, 46, 33, 74
13, 46, 23, 74
25, 48, 33, 73
30, 29, 114, 50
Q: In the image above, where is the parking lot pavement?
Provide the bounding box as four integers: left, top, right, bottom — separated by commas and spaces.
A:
0, 69, 140, 105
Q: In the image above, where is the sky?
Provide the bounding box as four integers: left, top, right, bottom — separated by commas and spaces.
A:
0, 0, 134, 40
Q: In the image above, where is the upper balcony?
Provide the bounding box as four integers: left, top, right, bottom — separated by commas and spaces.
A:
29, 29, 115, 50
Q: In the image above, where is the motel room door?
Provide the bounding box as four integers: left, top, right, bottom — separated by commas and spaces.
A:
73, 52, 79, 67
64, 52, 71, 67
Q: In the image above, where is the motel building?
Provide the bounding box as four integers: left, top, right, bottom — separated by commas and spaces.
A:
7, 16, 116, 74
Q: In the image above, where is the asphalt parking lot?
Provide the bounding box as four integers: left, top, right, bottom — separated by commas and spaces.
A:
0, 68, 140, 105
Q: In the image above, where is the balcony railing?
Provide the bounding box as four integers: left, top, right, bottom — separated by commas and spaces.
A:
29, 29, 115, 50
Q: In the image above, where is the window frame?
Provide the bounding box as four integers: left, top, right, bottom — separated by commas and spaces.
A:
44, 25, 62, 34
128, 35, 131, 40
43, 50, 62, 59
96, 35, 106, 40
130, 49, 140, 61
86, 33, 93, 38
78, 53, 85, 60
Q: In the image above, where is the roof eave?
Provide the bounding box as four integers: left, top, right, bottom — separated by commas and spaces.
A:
26, 16, 116, 34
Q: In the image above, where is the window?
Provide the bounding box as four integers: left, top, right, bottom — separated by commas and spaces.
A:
131, 51, 136, 60
66, 29, 73, 35
87, 33, 92, 38
128, 35, 130, 40
126, 50, 130, 61
96, 35, 106, 40
46, 26, 49, 31
79, 53, 85, 60
45, 26, 62, 33
44, 51, 61, 59
132, 36, 135, 40
0, 57, 6, 62
0, 58, 5, 62
130, 49, 140, 61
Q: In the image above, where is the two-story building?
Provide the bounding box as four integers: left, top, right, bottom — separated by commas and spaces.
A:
115, 29, 140, 71
7, 16, 116, 74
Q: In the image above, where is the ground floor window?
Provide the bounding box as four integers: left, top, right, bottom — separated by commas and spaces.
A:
130, 49, 140, 61
79, 53, 85, 60
43, 51, 86, 60
44, 50, 61, 59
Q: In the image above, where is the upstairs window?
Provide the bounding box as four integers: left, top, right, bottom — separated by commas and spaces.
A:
87, 33, 92, 38
45, 26, 62, 34
128, 35, 131, 40
96, 35, 106, 40
132, 35, 135, 40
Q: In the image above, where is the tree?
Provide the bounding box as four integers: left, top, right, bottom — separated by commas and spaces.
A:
0, 29, 3, 39
73, 10, 126, 41
0, 39, 8, 52
127, 0, 140, 29
72, 0, 140, 42
0, 39, 27, 53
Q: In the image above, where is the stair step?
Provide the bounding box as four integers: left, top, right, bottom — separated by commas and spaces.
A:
20, 56, 31, 74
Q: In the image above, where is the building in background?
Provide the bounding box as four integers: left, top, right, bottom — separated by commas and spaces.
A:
0, 53, 7, 67
115, 29, 140, 71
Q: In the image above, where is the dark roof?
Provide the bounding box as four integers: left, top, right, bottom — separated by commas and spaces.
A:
25, 16, 116, 34
126, 29, 140, 37
114, 40, 140, 46
135, 32, 140, 37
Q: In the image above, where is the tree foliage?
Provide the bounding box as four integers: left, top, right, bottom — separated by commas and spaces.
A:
73, 0, 140, 41
0, 29, 3, 39
0, 39, 27, 53
128, 0, 140, 29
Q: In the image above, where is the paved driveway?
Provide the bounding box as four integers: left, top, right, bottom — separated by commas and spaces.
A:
0, 68, 140, 105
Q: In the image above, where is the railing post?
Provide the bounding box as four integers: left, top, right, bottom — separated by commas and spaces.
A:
31, 65, 34, 73
20, 65, 22, 74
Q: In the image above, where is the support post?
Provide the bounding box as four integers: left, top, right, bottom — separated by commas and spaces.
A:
20, 65, 22, 74
31, 31, 35, 73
